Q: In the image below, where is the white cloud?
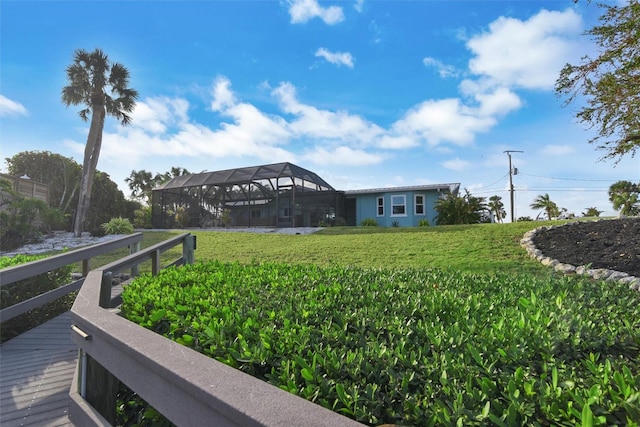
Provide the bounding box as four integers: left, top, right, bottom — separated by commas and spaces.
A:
0, 95, 28, 117
442, 157, 472, 171
391, 98, 496, 146
376, 134, 419, 150
542, 144, 575, 156
303, 146, 384, 166
354, 0, 364, 13
287, 0, 344, 25
474, 86, 522, 117
131, 97, 189, 134
272, 82, 384, 144
210, 76, 237, 112
467, 8, 583, 90
315, 48, 355, 68
423, 57, 458, 79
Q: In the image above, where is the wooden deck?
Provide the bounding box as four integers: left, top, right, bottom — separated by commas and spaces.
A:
0, 284, 125, 426
0, 312, 77, 426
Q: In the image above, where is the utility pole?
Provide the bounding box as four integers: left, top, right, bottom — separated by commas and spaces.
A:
504, 150, 523, 223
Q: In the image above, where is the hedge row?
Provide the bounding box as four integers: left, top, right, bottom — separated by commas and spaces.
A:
121, 261, 640, 426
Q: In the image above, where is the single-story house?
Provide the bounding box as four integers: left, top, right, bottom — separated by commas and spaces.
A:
344, 183, 461, 227
151, 162, 460, 228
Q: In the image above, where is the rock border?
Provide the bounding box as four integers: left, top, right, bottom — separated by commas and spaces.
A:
520, 221, 640, 291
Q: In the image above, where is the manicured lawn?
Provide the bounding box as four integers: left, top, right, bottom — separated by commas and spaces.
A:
188, 221, 557, 276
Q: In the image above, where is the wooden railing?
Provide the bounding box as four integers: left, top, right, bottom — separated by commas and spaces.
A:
0, 233, 144, 322
69, 233, 364, 427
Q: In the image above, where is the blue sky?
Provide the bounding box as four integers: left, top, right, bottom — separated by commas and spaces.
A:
1, 0, 638, 221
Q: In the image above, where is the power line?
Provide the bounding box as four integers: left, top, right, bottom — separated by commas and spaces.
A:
519, 173, 624, 182
517, 188, 609, 192
469, 173, 508, 192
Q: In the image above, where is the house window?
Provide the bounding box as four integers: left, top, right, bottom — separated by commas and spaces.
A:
391, 195, 406, 216
415, 195, 425, 215
377, 197, 384, 216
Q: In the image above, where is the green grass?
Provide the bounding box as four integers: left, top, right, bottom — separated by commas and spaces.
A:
188, 221, 559, 276
21, 219, 587, 277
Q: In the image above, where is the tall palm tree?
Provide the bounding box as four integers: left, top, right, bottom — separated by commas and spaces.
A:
62, 48, 138, 236
530, 193, 559, 220
125, 169, 155, 205
488, 195, 506, 223
608, 180, 640, 216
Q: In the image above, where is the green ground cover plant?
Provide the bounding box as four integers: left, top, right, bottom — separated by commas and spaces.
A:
121, 260, 640, 426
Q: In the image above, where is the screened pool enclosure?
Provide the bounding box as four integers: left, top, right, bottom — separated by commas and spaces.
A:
151, 162, 344, 228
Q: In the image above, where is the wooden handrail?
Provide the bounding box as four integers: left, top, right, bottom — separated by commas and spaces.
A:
97, 232, 191, 279
0, 232, 143, 287
69, 233, 364, 427
0, 233, 144, 322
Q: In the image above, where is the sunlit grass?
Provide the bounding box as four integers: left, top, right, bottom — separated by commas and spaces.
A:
40, 219, 587, 277
188, 221, 564, 276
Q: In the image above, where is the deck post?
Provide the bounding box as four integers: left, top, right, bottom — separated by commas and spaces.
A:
82, 259, 90, 277
151, 249, 161, 276
183, 234, 196, 265
85, 354, 119, 426
130, 241, 141, 277
99, 272, 112, 309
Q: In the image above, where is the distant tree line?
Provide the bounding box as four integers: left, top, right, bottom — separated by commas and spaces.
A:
1, 151, 140, 250
433, 182, 639, 226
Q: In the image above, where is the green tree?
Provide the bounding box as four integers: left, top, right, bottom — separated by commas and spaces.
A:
555, 1, 640, 162
127, 167, 192, 205
582, 207, 603, 217
5, 151, 81, 216
126, 169, 155, 205
84, 172, 134, 234
0, 179, 64, 250
530, 193, 560, 220
434, 189, 488, 225
488, 195, 506, 223
62, 48, 138, 237
157, 167, 192, 184
608, 180, 640, 216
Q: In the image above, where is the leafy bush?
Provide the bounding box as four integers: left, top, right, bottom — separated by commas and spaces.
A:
517, 216, 534, 222
360, 218, 378, 226
0, 179, 65, 251
133, 206, 152, 229
418, 218, 430, 227
122, 261, 640, 426
101, 217, 134, 235
0, 254, 73, 342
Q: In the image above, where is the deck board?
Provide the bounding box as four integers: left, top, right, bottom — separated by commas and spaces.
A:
0, 312, 76, 427
0, 285, 127, 426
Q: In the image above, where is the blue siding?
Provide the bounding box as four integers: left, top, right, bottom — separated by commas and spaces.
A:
350, 189, 442, 227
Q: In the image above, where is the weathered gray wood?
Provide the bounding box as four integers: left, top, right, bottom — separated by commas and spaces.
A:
151, 249, 161, 275
182, 234, 195, 265
99, 272, 112, 309
0, 312, 76, 427
85, 354, 118, 425
130, 241, 140, 277
97, 232, 190, 277
0, 232, 143, 287
0, 278, 84, 322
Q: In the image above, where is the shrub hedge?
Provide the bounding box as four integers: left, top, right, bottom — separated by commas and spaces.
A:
121, 261, 640, 426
